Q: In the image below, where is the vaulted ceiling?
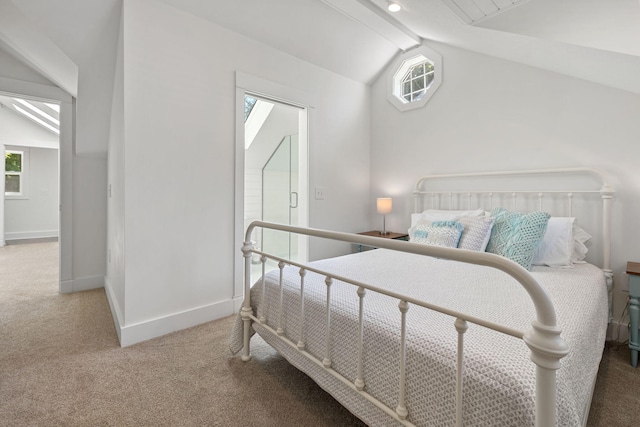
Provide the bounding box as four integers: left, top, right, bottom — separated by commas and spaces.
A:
3, 0, 640, 93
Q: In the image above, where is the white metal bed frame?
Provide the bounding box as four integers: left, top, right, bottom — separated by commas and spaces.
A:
239, 167, 614, 427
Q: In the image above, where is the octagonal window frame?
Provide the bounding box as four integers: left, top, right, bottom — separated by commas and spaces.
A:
387, 45, 442, 112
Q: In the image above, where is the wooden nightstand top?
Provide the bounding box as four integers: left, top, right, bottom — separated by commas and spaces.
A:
357, 230, 409, 240
627, 262, 640, 276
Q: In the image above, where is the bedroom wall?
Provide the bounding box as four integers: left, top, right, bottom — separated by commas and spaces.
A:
110, 0, 370, 345
370, 40, 640, 330
105, 6, 126, 338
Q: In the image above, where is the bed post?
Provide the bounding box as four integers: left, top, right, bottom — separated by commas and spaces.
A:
523, 321, 569, 427
240, 239, 254, 361
601, 184, 615, 322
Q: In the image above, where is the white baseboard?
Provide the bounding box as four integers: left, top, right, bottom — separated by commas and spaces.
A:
104, 276, 124, 344
118, 296, 244, 347
5, 230, 58, 241
607, 320, 637, 343
60, 275, 104, 293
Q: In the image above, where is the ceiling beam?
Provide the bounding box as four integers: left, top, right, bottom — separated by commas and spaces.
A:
0, 0, 78, 97
320, 0, 421, 51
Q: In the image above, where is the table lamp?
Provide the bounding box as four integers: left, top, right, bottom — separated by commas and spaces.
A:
377, 198, 392, 236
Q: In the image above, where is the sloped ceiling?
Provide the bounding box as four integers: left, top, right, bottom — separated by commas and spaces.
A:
4, 0, 640, 94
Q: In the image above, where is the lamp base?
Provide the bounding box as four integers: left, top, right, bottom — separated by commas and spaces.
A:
379, 231, 389, 236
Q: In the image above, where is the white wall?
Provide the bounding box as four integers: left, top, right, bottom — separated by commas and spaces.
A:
107, 0, 370, 345
106, 6, 125, 338
0, 48, 53, 86
74, 2, 120, 157
371, 40, 640, 326
4, 146, 59, 240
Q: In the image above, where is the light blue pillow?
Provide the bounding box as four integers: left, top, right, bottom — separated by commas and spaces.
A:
410, 221, 464, 248
486, 208, 551, 270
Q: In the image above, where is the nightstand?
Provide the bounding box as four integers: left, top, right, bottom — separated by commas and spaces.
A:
356, 230, 409, 252
627, 262, 640, 368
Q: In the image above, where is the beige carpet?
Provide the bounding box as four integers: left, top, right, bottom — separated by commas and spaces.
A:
1, 242, 638, 426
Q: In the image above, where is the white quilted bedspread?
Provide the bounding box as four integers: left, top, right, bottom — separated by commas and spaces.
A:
230, 249, 608, 426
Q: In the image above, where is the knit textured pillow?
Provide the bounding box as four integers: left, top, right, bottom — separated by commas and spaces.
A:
410, 221, 464, 248
486, 208, 551, 270
457, 216, 496, 252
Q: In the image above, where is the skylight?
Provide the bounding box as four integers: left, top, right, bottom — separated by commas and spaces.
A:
0, 95, 60, 135
245, 96, 257, 122
15, 98, 60, 126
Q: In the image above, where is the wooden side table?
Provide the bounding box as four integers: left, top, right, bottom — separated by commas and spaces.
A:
356, 230, 409, 252
627, 261, 640, 368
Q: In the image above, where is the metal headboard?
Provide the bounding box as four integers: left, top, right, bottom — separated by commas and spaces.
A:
413, 167, 615, 317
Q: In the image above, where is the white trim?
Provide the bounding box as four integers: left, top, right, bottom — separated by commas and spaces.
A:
118, 298, 242, 347
0, 76, 72, 104
0, 76, 72, 296
5, 230, 58, 241
104, 276, 123, 344
60, 275, 104, 294
234, 71, 313, 301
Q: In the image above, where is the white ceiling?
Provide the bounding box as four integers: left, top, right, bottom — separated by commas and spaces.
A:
4, 0, 640, 92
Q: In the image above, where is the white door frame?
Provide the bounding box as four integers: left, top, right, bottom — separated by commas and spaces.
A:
233, 72, 313, 306
0, 76, 73, 293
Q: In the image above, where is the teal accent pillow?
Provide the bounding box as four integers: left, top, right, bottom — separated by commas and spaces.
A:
486, 208, 551, 270
409, 221, 464, 248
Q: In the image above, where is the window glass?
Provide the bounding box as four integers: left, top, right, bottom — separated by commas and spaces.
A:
5, 150, 24, 196
387, 46, 442, 112
400, 60, 434, 103
5, 175, 20, 193
6, 152, 22, 173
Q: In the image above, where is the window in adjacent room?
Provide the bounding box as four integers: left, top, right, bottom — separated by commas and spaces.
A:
387, 45, 442, 112
5, 149, 29, 198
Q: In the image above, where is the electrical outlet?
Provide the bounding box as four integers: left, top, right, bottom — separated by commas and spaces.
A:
315, 187, 325, 200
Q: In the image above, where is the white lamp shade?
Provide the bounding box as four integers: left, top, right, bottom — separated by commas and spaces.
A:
377, 198, 393, 214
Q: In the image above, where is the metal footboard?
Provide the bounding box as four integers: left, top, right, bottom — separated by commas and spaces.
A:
240, 221, 569, 427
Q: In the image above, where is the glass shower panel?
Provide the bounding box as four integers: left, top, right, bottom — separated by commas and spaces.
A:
262, 134, 298, 264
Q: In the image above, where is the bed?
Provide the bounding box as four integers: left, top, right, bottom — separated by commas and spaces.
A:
230, 168, 614, 427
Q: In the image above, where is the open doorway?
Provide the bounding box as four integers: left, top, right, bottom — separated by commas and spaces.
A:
1, 93, 60, 287
243, 94, 308, 283
234, 73, 312, 300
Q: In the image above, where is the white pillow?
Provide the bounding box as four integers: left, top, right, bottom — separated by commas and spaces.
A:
457, 216, 495, 252
532, 217, 575, 267
571, 224, 592, 263
410, 208, 484, 227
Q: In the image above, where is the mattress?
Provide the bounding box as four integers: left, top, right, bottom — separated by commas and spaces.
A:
230, 249, 608, 426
